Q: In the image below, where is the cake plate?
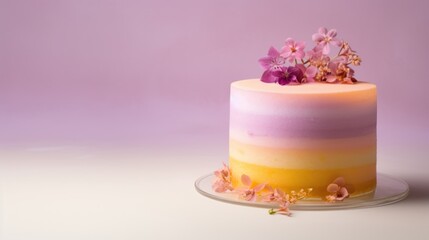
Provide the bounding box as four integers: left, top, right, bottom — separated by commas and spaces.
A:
195, 173, 409, 210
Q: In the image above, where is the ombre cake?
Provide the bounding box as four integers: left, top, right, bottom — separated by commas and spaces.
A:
229, 79, 377, 198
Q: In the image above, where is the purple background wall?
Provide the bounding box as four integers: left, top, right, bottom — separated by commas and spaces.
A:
1, 0, 428, 151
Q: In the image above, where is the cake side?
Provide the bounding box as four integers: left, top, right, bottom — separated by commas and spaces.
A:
229, 79, 377, 198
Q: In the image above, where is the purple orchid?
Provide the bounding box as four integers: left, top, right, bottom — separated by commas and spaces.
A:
312, 27, 341, 54
271, 66, 304, 85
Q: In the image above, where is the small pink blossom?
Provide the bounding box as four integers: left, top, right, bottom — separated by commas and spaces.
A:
236, 174, 266, 201
326, 177, 350, 202
312, 27, 341, 54
262, 186, 286, 202
264, 187, 292, 216
280, 38, 306, 63
212, 163, 233, 193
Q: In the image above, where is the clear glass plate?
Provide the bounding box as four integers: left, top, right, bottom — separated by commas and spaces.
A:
195, 173, 409, 210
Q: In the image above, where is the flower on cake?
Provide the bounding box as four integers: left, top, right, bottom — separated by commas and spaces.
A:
296, 64, 317, 83
311, 27, 341, 54
212, 163, 234, 193
258, 27, 361, 85
325, 177, 350, 202
271, 66, 304, 85
281, 38, 306, 63
236, 174, 266, 201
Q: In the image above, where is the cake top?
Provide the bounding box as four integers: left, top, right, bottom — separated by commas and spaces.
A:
232, 79, 375, 94
258, 27, 362, 85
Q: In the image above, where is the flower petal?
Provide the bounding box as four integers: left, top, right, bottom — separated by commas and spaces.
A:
249, 193, 257, 201
258, 56, 272, 69
318, 27, 327, 35
326, 75, 337, 83
312, 33, 324, 42
241, 174, 252, 186
342, 78, 354, 84
295, 64, 306, 73
260, 70, 277, 83
337, 187, 350, 200
295, 41, 306, 50
305, 66, 318, 78
294, 50, 305, 60
285, 38, 295, 47
253, 183, 266, 192
267, 46, 279, 58
276, 210, 292, 216
214, 170, 222, 178
213, 181, 226, 193
288, 74, 298, 83
331, 39, 342, 47
280, 47, 291, 58
278, 76, 291, 85
275, 188, 285, 198
327, 29, 337, 38
286, 54, 296, 63
322, 43, 330, 54
333, 177, 345, 187
327, 183, 340, 193
288, 66, 304, 80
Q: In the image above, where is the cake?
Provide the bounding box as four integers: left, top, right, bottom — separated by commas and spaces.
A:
229, 80, 377, 198
213, 27, 375, 206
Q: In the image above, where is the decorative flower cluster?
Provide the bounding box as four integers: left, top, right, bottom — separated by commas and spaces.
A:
212, 164, 350, 216
213, 164, 312, 216
258, 27, 361, 85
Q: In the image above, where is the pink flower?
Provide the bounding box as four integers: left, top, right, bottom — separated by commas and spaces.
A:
312, 27, 341, 54
270, 66, 304, 85
259, 47, 286, 83
212, 163, 234, 193
262, 186, 286, 202
236, 174, 266, 201
280, 38, 305, 63
263, 187, 292, 216
325, 177, 350, 202
326, 61, 355, 84
258, 46, 285, 71
296, 64, 317, 83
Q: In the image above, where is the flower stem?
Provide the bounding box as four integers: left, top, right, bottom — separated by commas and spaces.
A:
337, 45, 344, 57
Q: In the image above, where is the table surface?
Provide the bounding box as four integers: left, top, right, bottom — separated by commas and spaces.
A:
0, 142, 428, 240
